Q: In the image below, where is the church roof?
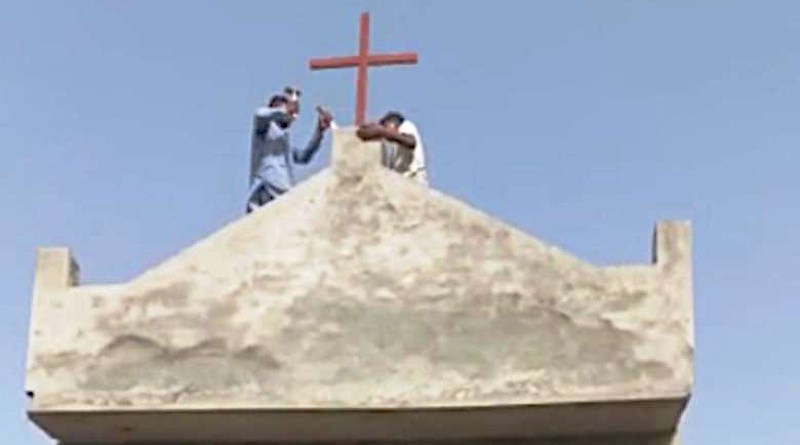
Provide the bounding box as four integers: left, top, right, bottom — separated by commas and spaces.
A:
25, 129, 693, 444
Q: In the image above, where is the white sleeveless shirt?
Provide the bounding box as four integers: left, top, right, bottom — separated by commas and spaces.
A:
395, 119, 428, 185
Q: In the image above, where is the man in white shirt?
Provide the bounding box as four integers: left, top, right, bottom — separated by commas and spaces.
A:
356, 111, 428, 185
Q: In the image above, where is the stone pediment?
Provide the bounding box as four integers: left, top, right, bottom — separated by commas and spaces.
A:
25, 130, 692, 444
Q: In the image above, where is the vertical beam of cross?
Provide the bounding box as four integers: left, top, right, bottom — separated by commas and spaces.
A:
356, 13, 370, 126
309, 12, 418, 126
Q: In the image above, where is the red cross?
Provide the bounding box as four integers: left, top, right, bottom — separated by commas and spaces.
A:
309, 12, 418, 126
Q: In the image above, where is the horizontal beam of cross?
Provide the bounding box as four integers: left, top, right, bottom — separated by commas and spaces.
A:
309, 53, 419, 70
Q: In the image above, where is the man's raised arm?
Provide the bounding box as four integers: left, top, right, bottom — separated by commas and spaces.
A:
292, 128, 323, 164
292, 110, 331, 164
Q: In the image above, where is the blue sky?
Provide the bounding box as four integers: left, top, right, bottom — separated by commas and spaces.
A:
1, 1, 798, 443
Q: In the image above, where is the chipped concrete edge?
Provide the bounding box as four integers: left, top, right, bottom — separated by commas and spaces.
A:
27, 390, 691, 414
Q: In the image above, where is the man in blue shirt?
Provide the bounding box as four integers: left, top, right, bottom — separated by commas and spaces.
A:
247, 89, 332, 213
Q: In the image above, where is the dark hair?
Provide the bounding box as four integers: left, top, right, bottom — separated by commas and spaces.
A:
379, 111, 405, 126
268, 94, 288, 107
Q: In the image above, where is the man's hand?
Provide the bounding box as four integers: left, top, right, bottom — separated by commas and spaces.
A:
285, 100, 299, 118
316, 113, 331, 131
316, 106, 333, 132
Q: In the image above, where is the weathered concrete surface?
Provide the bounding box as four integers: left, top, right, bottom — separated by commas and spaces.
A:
25, 129, 693, 444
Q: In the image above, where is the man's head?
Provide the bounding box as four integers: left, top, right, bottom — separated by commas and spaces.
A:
379, 111, 405, 130
266, 87, 301, 127
268, 94, 288, 108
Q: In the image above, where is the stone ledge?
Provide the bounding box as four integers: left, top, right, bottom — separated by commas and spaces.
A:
31, 398, 684, 444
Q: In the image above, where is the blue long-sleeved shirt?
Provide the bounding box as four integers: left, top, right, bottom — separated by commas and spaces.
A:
249, 106, 324, 194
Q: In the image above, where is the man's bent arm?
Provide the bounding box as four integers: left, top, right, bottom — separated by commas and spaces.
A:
384, 129, 416, 150
357, 124, 383, 141
357, 125, 416, 149
293, 128, 324, 164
